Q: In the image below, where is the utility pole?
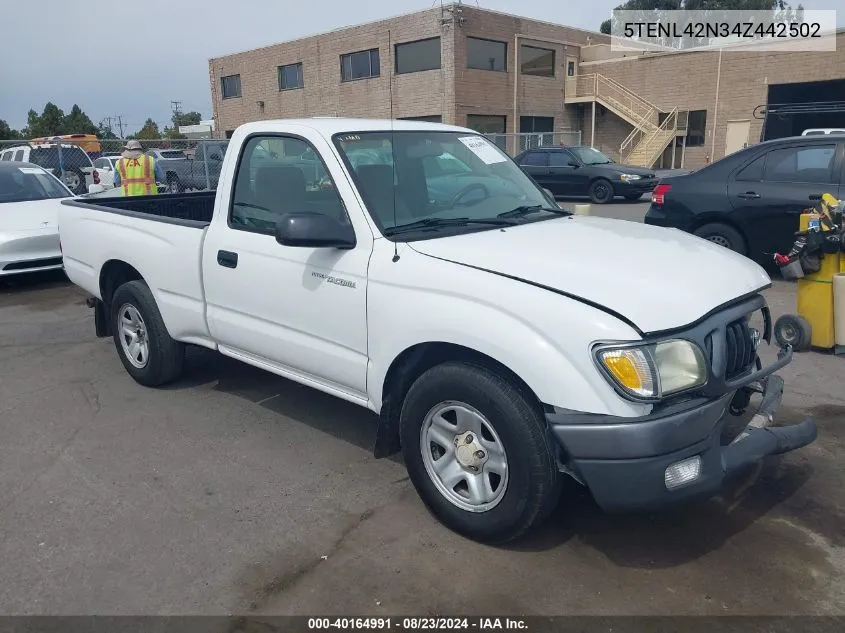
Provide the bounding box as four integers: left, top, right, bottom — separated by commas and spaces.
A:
171, 100, 183, 130
113, 115, 126, 139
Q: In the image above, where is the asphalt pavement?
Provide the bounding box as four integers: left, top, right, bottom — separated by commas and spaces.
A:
1, 206, 844, 617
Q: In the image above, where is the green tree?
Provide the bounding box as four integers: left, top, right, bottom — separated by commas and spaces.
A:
0, 119, 21, 140
173, 111, 202, 127
97, 122, 118, 140
27, 102, 65, 137
600, 0, 801, 37
62, 104, 98, 135
134, 118, 161, 140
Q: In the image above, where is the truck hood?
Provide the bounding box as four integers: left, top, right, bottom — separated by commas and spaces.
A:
408, 216, 771, 334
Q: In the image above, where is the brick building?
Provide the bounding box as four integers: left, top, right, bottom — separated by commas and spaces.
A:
209, 4, 845, 169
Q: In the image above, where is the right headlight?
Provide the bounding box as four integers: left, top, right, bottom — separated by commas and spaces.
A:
595, 339, 708, 401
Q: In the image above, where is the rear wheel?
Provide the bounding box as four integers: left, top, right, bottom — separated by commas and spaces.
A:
166, 174, 183, 194
111, 280, 185, 386
399, 362, 561, 544
589, 178, 614, 204
693, 222, 747, 255
63, 170, 86, 194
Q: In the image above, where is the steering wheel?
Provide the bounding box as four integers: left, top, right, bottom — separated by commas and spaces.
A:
448, 183, 490, 209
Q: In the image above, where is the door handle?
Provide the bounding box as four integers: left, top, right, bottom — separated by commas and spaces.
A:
737, 192, 761, 199
217, 250, 238, 268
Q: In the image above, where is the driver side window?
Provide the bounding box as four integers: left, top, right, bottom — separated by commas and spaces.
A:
229, 135, 348, 235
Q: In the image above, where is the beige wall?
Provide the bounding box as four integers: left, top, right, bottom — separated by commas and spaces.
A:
453, 5, 606, 140
581, 32, 845, 168
209, 4, 609, 144
209, 7, 454, 135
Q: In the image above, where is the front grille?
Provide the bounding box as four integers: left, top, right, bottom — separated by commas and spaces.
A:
3, 257, 63, 271
724, 318, 756, 379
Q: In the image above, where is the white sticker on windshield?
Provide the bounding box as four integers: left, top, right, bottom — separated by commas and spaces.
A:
18, 167, 44, 174
458, 136, 508, 165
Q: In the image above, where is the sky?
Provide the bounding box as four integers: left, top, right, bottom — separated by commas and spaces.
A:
1, 0, 842, 134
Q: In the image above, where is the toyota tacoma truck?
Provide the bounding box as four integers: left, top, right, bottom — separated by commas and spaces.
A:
58, 118, 817, 544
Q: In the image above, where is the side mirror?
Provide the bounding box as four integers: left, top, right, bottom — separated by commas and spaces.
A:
275, 212, 355, 249
542, 187, 555, 200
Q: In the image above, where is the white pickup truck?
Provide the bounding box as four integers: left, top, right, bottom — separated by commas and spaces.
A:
58, 118, 817, 544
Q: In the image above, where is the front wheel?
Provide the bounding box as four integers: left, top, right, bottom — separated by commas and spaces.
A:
111, 280, 185, 386
589, 178, 614, 204
399, 362, 561, 544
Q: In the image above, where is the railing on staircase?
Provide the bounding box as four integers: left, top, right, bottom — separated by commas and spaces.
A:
566, 73, 685, 168
623, 107, 679, 167
565, 73, 661, 130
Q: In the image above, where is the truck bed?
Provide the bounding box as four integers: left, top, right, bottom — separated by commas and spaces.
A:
61, 191, 216, 227
58, 191, 216, 347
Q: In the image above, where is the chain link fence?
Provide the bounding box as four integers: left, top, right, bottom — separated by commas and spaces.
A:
0, 138, 231, 196
483, 131, 583, 157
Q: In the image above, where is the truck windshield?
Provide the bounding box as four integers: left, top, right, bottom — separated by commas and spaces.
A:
333, 131, 557, 238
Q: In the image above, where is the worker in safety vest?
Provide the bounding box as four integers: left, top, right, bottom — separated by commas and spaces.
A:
114, 140, 165, 196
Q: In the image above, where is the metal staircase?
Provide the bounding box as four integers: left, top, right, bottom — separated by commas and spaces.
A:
565, 73, 683, 167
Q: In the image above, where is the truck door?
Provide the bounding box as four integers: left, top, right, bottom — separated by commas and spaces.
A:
201, 133, 373, 400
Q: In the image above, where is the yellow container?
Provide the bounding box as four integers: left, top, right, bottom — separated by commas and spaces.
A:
796, 212, 840, 349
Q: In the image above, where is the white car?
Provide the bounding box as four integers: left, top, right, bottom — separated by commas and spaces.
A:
0, 143, 96, 195
57, 117, 817, 543
91, 155, 121, 191
0, 161, 69, 276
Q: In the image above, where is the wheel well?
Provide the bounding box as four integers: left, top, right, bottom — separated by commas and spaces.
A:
690, 215, 748, 249
99, 260, 143, 308
373, 342, 546, 459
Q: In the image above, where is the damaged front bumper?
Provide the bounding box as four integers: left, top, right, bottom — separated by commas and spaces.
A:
548, 334, 817, 512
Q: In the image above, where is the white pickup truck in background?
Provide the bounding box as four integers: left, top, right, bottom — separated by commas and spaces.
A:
58, 118, 817, 544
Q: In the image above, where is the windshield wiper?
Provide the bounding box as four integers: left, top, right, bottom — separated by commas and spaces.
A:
497, 205, 572, 220
383, 216, 516, 236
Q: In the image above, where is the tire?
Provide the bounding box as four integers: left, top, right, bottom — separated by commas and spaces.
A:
64, 170, 86, 195
166, 174, 183, 194
588, 178, 614, 204
693, 222, 747, 255
774, 314, 812, 352
399, 361, 561, 544
624, 193, 643, 201
111, 280, 185, 386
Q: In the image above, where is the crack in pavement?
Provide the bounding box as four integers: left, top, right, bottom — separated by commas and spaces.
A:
245, 507, 377, 613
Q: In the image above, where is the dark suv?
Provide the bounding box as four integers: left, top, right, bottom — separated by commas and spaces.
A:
644, 134, 844, 263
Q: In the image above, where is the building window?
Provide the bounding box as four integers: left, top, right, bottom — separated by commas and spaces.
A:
467, 36, 507, 71
687, 110, 707, 146
221, 75, 241, 99
567, 61, 575, 76
225, 130, 234, 139
395, 37, 441, 74
278, 63, 304, 90
399, 115, 442, 122
520, 116, 554, 133
341, 48, 380, 82
520, 45, 555, 77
